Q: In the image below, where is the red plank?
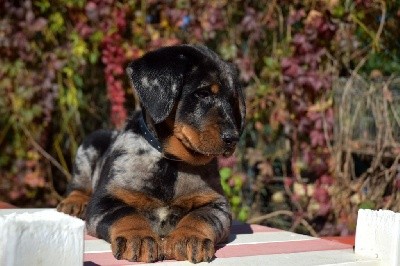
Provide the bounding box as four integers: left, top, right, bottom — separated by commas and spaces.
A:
0, 201, 16, 209
321, 236, 355, 246
84, 238, 351, 265
215, 239, 351, 258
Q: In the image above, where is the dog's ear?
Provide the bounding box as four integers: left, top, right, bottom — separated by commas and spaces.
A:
229, 63, 246, 134
237, 84, 246, 134
126, 47, 189, 123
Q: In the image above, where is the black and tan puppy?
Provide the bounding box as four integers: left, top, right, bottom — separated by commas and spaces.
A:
57, 44, 246, 263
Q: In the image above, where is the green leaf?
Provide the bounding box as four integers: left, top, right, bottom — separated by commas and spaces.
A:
355, 10, 365, 20
359, 200, 375, 210
34, 0, 51, 13
90, 31, 104, 44
221, 182, 231, 196
49, 12, 65, 34
63, 66, 74, 78
233, 174, 243, 188
219, 167, 232, 180
238, 206, 250, 221
89, 50, 100, 64
73, 74, 84, 88
263, 57, 279, 69
332, 6, 345, 18
231, 196, 241, 206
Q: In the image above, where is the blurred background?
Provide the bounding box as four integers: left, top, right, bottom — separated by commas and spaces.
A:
1, 0, 400, 237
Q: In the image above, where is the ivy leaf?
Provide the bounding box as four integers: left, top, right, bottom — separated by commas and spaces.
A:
219, 167, 232, 181
359, 200, 375, 210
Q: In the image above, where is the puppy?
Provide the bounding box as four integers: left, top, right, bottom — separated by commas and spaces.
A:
57, 44, 246, 263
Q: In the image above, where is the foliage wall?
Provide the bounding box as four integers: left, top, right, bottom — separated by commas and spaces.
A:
1, 0, 400, 235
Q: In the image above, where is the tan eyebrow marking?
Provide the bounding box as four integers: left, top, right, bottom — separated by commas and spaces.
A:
211, 84, 220, 94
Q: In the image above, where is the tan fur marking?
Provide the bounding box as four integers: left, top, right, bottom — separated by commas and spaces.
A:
164, 135, 214, 165
111, 188, 164, 210
172, 192, 221, 212
179, 215, 216, 240
180, 124, 202, 148
110, 215, 153, 239
110, 214, 160, 262
57, 190, 91, 219
166, 122, 223, 165
162, 215, 216, 261
202, 123, 223, 149
211, 84, 220, 94
179, 123, 223, 152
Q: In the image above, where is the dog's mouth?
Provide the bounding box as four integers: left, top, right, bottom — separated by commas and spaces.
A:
177, 135, 220, 156
174, 125, 233, 158
183, 141, 235, 158
163, 123, 236, 165
181, 140, 231, 157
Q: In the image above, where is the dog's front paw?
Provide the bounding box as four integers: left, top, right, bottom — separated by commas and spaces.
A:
57, 190, 90, 219
162, 227, 215, 263
111, 232, 160, 262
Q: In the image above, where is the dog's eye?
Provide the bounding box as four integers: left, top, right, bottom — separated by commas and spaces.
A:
194, 87, 212, 98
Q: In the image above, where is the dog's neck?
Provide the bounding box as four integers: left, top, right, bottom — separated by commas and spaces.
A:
139, 111, 162, 152
143, 110, 157, 136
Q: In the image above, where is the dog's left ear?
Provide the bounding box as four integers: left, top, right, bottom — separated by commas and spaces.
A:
229, 63, 246, 134
237, 84, 246, 134
126, 47, 189, 123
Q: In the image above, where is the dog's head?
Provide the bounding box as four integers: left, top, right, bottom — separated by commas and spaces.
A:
126, 45, 245, 165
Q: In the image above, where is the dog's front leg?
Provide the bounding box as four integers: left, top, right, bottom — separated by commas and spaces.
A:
86, 194, 162, 262
163, 198, 232, 263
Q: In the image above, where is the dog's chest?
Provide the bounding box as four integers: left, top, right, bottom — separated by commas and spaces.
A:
104, 130, 213, 202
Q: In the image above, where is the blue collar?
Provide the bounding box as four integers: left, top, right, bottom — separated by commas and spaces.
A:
138, 112, 162, 152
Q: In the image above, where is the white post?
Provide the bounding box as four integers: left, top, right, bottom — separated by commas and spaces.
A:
355, 209, 400, 266
0, 209, 85, 266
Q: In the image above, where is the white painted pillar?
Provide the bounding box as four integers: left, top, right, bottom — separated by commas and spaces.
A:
0, 210, 85, 266
355, 209, 400, 266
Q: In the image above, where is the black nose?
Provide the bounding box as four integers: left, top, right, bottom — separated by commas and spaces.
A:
222, 133, 239, 146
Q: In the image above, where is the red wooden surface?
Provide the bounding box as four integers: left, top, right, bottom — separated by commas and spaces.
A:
0, 201, 16, 209
321, 236, 355, 246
